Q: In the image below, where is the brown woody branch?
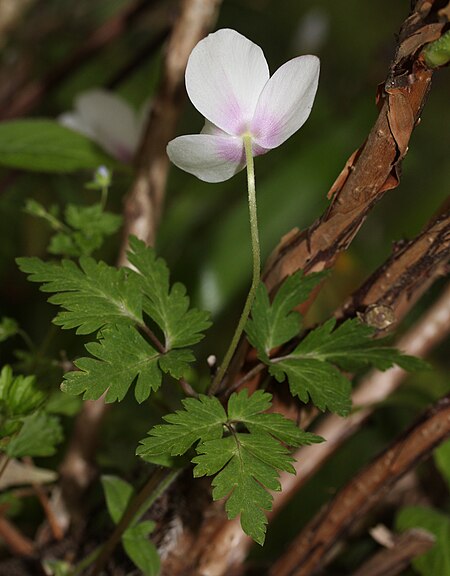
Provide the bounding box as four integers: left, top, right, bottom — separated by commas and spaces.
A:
270, 393, 450, 576
339, 205, 450, 324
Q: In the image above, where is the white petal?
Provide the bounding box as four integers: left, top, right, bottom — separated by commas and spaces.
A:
185, 29, 269, 136
200, 119, 229, 136
58, 112, 96, 139
75, 89, 140, 162
251, 55, 320, 149
167, 134, 245, 183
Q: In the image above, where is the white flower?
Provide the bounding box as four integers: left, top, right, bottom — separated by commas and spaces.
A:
167, 28, 320, 183
59, 89, 149, 164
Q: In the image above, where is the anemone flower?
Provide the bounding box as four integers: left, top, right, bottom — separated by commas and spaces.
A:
59, 89, 149, 164
167, 29, 320, 392
167, 28, 320, 183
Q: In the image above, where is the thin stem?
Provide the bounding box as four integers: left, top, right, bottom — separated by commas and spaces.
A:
210, 135, 260, 394
90, 467, 180, 576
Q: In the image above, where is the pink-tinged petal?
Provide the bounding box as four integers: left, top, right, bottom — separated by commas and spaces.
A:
75, 89, 140, 162
185, 29, 269, 136
251, 55, 320, 149
167, 134, 245, 183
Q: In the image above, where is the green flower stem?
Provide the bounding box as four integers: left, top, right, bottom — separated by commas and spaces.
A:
210, 135, 261, 394
90, 467, 180, 576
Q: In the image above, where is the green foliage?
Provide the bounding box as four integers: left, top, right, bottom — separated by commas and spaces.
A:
0, 120, 114, 173
102, 475, 134, 524
6, 411, 63, 458
271, 317, 426, 416
101, 475, 160, 576
0, 366, 46, 436
53, 205, 121, 258
127, 236, 212, 349
137, 390, 322, 544
246, 272, 326, 361
122, 521, 160, 576
423, 30, 450, 67
61, 324, 163, 403
0, 318, 19, 342
434, 439, 450, 490
396, 506, 450, 576
18, 237, 210, 403
25, 196, 122, 258
17, 255, 143, 335
246, 274, 427, 416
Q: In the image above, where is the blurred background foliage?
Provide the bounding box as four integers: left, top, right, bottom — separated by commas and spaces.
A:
0, 0, 448, 570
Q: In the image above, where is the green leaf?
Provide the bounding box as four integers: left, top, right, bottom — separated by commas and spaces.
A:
270, 359, 352, 416
0, 317, 19, 342
137, 395, 227, 458
122, 521, 160, 576
0, 366, 46, 421
101, 475, 134, 524
48, 204, 122, 258
24, 199, 62, 230
138, 390, 321, 544
101, 476, 160, 574
227, 390, 322, 447
396, 506, 450, 576
434, 439, 450, 490
127, 236, 211, 349
0, 120, 114, 173
62, 324, 163, 403
270, 318, 426, 416
246, 272, 327, 360
17, 256, 142, 334
6, 411, 63, 457
292, 318, 427, 372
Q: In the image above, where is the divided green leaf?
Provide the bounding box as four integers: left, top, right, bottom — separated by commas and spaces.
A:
62, 324, 162, 403
0, 366, 46, 436
270, 318, 426, 416
137, 390, 322, 544
246, 272, 326, 361
17, 255, 142, 335
127, 236, 211, 349
18, 237, 210, 403
6, 411, 63, 458
49, 204, 122, 258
